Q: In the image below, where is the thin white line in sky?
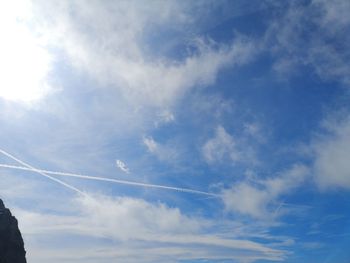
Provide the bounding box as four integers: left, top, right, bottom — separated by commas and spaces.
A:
0, 149, 86, 196
0, 162, 218, 197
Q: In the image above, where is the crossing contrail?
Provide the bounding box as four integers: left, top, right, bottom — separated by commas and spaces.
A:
0, 163, 217, 196
0, 152, 218, 197
0, 149, 86, 196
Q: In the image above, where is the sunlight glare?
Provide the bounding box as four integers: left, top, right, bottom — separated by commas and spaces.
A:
0, 0, 51, 103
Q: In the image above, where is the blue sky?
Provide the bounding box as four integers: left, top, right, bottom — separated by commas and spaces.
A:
0, 0, 350, 262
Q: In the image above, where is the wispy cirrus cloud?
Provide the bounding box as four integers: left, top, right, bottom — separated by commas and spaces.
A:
28, 1, 257, 110
202, 125, 258, 166
16, 194, 287, 263
266, 0, 350, 84
143, 136, 180, 163
312, 115, 350, 189
202, 125, 240, 163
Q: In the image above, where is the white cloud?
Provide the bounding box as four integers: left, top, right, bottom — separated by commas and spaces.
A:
28, 1, 256, 109
315, 0, 350, 29
202, 125, 259, 166
143, 136, 179, 162
313, 116, 350, 189
221, 164, 309, 219
244, 122, 265, 143
14, 194, 286, 263
143, 136, 158, 154
192, 93, 234, 117
115, 159, 130, 174
267, 0, 350, 85
202, 125, 240, 163
154, 110, 175, 127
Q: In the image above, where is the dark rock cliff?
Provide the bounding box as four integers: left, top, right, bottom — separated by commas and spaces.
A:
0, 199, 27, 263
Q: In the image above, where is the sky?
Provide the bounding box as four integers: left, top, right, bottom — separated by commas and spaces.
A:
0, 0, 350, 262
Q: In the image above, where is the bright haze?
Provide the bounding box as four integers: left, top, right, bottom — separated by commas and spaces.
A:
0, 0, 350, 262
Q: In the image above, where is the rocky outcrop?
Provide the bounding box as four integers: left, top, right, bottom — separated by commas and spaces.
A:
0, 199, 26, 263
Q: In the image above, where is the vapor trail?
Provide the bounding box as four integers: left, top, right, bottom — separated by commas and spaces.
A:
0, 163, 218, 197
0, 149, 86, 196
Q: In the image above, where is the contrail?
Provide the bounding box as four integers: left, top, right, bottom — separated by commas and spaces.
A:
0, 163, 218, 197
0, 149, 86, 196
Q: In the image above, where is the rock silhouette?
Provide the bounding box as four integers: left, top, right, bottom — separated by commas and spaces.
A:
0, 199, 26, 263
